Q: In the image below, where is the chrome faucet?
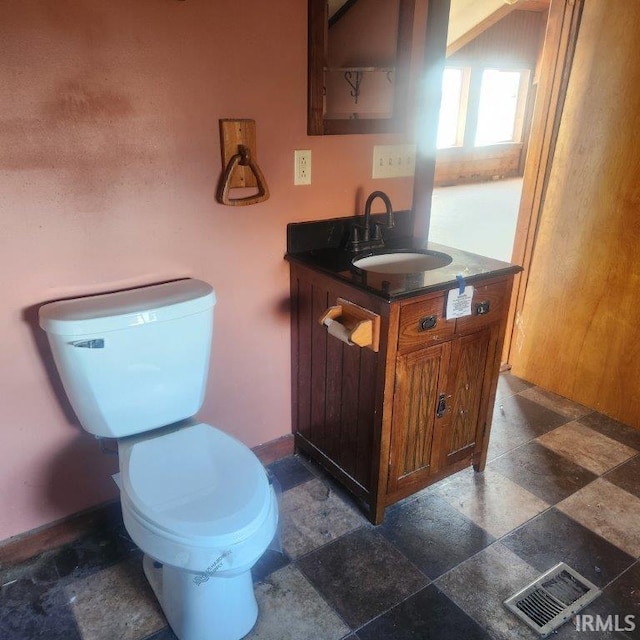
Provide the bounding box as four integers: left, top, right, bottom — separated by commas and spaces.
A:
348, 191, 395, 251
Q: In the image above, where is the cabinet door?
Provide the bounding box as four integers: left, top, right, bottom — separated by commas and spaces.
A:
440, 327, 495, 469
387, 341, 451, 493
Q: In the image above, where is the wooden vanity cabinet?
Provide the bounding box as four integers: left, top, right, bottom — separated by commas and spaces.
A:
290, 263, 513, 524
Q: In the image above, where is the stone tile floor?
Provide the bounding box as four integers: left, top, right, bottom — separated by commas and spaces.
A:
2, 373, 640, 639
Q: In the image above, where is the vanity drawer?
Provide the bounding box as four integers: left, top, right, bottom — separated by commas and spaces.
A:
398, 294, 455, 352
456, 280, 509, 334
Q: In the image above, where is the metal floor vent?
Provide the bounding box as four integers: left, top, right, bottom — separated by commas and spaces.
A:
504, 562, 601, 637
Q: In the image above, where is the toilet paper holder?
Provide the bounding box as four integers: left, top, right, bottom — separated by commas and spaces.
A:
319, 298, 381, 352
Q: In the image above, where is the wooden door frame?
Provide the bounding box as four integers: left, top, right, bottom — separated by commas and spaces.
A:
503, 0, 585, 364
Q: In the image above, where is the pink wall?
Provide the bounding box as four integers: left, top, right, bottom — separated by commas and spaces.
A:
0, 0, 420, 542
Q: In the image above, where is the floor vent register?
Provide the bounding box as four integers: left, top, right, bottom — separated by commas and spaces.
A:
504, 562, 601, 637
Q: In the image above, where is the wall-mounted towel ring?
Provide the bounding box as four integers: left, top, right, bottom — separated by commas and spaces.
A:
217, 145, 269, 206
217, 119, 270, 206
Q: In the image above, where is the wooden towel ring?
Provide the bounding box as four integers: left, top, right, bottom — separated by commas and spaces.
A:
217, 145, 269, 206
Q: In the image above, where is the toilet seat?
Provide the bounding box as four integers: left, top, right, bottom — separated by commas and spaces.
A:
118, 423, 271, 546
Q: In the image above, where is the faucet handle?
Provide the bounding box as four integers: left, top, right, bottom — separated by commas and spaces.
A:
346, 224, 365, 251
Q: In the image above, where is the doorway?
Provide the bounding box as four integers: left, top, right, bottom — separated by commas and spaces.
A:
430, 1, 549, 264
428, 0, 584, 364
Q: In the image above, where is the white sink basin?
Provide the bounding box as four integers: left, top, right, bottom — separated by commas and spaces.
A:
352, 251, 452, 274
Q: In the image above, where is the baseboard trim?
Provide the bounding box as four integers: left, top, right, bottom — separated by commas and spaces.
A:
0, 501, 123, 568
0, 433, 294, 568
252, 433, 295, 465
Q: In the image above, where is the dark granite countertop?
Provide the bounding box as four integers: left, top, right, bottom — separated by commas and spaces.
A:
285, 212, 522, 301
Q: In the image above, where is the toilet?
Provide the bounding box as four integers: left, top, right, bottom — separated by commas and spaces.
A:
39, 279, 278, 640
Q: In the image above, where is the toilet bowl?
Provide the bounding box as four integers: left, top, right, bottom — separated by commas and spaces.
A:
38, 279, 278, 640
119, 423, 278, 640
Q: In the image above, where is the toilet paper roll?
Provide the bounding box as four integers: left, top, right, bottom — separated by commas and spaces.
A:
324, 318, 354, 346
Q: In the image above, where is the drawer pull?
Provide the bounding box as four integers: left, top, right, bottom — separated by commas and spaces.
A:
418, 315, 438, 331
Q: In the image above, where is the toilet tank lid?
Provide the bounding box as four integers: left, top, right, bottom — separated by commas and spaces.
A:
39, 279, 216, 336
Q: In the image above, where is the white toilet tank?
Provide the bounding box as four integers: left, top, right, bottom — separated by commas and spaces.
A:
39, 279, 216, 438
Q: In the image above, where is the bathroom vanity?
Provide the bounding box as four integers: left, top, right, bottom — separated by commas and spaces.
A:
286, 213, 521, 524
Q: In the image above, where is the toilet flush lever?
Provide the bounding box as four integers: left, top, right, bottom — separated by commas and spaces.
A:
70, 339, 105, 349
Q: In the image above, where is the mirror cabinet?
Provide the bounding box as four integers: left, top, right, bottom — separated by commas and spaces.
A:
307, 0, 417, 135
307, 0, 451, 239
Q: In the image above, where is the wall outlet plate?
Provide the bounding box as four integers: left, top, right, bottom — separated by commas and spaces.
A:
372, 144, 416, 179
294, 149, 312, 185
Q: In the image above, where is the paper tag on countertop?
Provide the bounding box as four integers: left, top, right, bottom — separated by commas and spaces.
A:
446, 286, 474, 319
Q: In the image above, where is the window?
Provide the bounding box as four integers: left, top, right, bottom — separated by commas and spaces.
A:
475, 69, 528, 146
436, 66, 530, 149
437, 68, 466, 149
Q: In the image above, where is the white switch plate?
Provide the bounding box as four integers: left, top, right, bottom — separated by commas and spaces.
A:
372, 144, 416, 179
294, 149, 312, 185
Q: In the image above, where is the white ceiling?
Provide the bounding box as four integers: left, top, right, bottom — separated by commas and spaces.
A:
328, 0, 348, 21
328, 0, 548, 50
447, 0, 510, 45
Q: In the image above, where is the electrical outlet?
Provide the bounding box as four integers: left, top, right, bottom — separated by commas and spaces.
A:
372, 144, 416, 179
294, 149, 312, 185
